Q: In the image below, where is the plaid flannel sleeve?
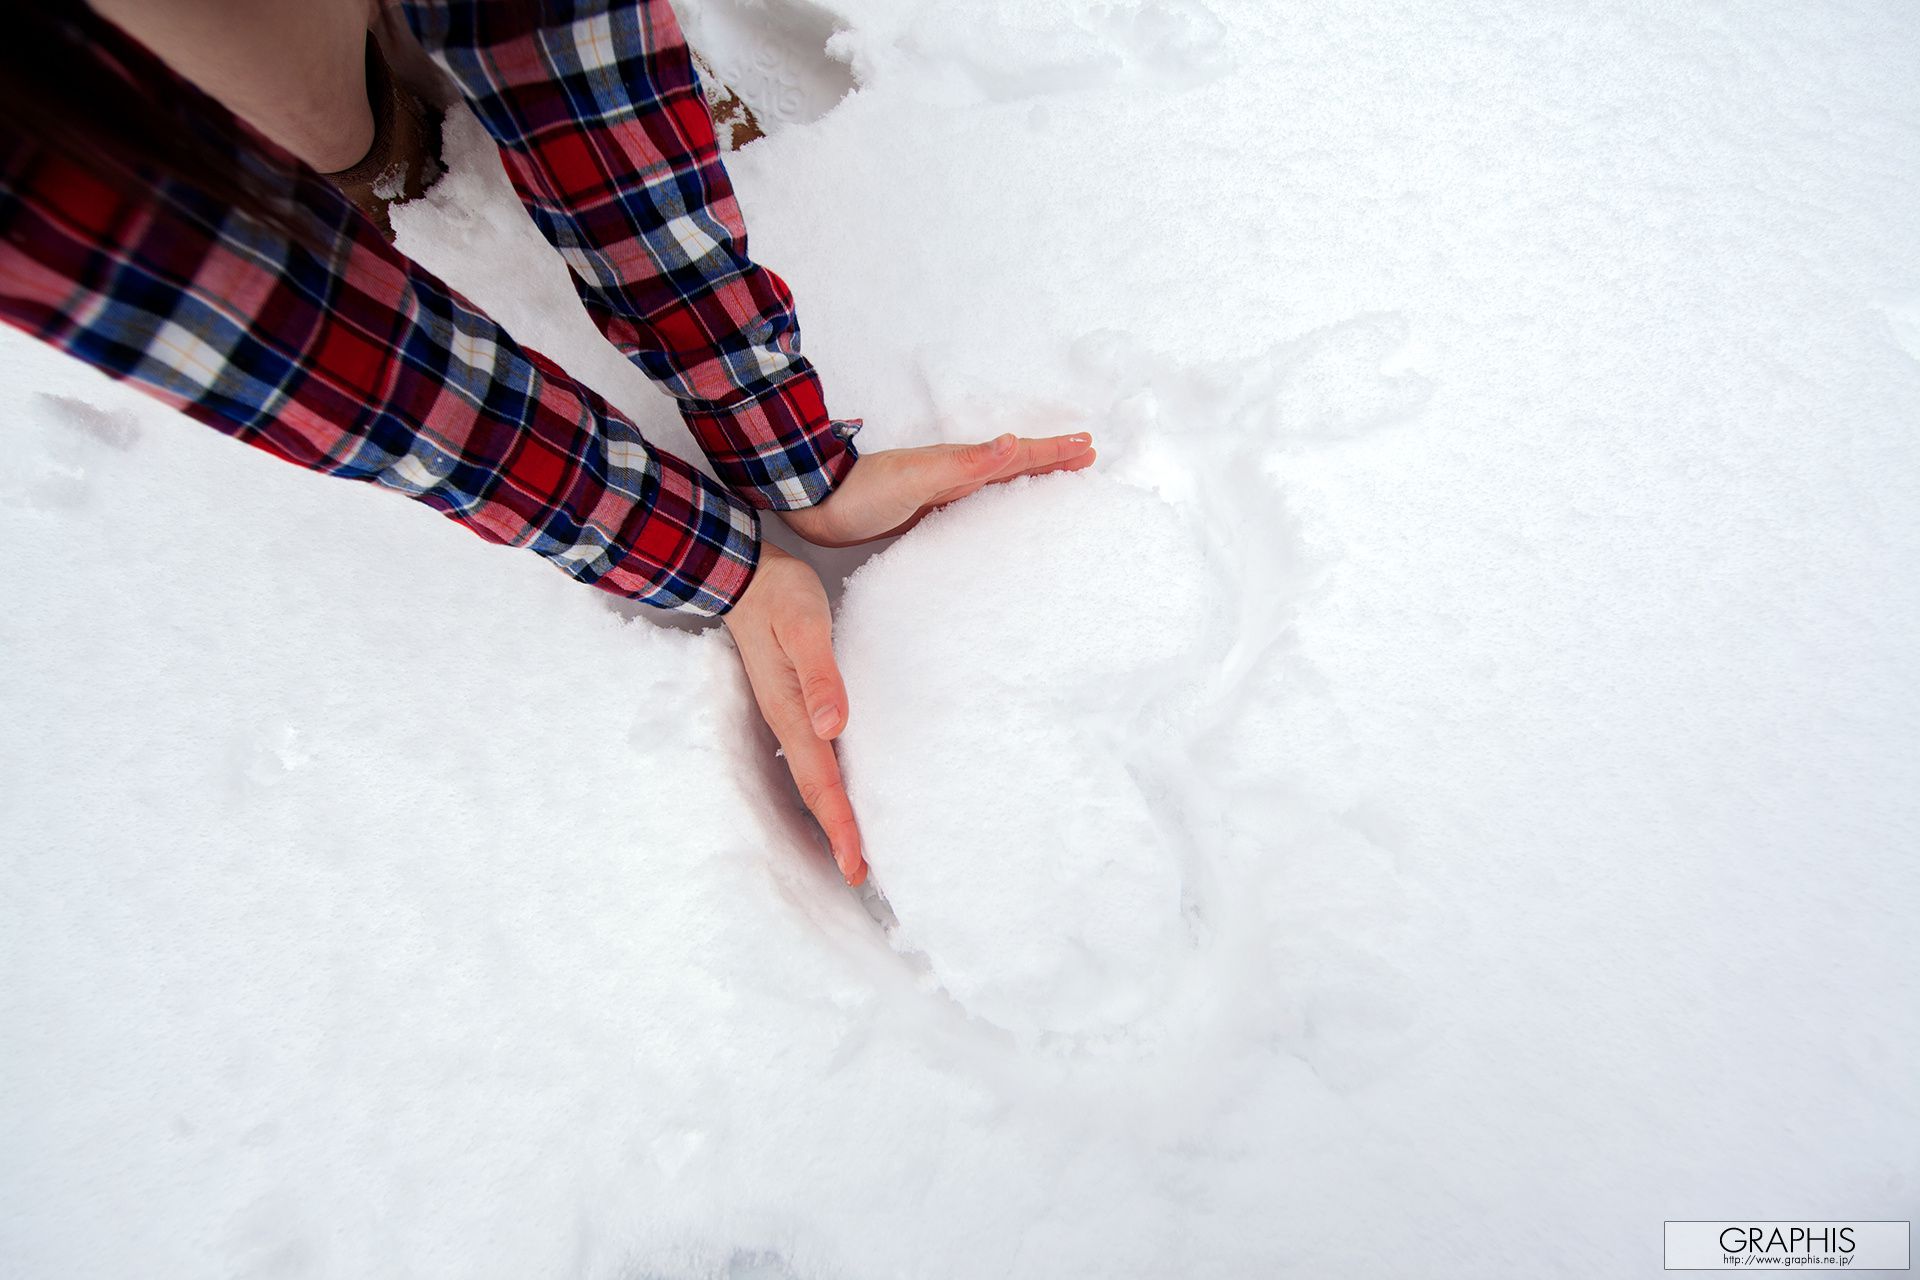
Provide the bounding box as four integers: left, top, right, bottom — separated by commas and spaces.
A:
0, 33, 760, 616
400, 0, 862, 511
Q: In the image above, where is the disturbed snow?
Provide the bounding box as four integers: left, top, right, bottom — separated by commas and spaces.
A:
4, 1, 1919, 1277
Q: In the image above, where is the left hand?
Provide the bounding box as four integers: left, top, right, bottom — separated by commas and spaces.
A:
781, 432, 1096, 548
720, 543, 867, 886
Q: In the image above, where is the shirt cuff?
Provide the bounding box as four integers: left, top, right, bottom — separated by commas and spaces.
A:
679, 363, 862, 511
591, 448, 763, 617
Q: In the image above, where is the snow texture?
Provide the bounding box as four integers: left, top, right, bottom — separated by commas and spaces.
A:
4, 1, 1920, 1277
838, 474, 1223, 1043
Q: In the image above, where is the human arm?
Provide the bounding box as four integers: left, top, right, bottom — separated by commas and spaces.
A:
400, 0, 859, 512
401, 0, 1101, 540
1, 127, 889, 875
0, 13, 757, 616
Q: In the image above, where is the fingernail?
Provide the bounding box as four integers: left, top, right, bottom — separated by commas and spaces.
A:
1068, 433, 1093, 446
811, 704, 839, 736
994, 433, 1015, 453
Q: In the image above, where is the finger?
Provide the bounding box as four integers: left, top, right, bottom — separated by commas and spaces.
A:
774, 607, 850, 740
916, 441, 1100, 519
924, 432, 1094, 500
1007, 444, 1097, 482
917, 433, 1016, 491
781, 724, 867, 885
740, 641, 868, 885
990, 432, 1095, 482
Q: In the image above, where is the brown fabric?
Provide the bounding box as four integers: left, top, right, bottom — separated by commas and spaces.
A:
689, 50, 764, 151
371, 4, 461, 112
320, 33, 442, 240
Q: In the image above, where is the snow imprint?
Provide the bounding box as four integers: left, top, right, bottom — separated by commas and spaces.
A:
835, 319, 1429, 1077
675, 0, 859, 132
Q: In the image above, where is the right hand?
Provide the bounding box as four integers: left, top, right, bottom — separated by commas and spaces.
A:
781, 432, 1096, 549
720, 543, 867, 886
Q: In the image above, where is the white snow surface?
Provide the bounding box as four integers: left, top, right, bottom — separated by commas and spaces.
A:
5, 1, 1920, 1277
838, 475, 1223, 1043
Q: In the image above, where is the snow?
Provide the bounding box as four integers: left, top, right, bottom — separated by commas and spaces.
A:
4, 1, 1919, 1277
837, 474, 1222, 1042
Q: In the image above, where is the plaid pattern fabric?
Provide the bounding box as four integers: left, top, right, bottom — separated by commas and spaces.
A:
404, 0, 861, 511
0, 1, 859, 615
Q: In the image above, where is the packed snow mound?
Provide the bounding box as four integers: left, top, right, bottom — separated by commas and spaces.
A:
836, 473, 1220, 1039
4, 0, 1920, 1276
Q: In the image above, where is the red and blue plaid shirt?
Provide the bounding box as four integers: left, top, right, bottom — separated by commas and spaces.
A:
0, 0, 858, 615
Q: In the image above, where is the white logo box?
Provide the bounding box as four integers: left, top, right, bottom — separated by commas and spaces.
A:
1665, 1221, 1911, 1271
